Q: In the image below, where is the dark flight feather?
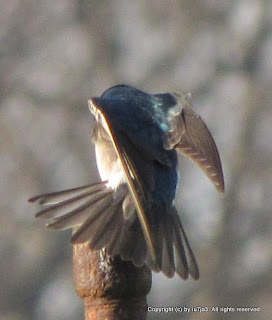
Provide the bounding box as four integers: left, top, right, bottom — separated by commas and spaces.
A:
165, 93, 225, 193
89, 98, 157, 263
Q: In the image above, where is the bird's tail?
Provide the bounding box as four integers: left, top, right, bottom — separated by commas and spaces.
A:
151, 207, 199, 279
29, 182, 199, 279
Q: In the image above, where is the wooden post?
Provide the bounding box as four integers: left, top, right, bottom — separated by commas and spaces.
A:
73, 243, 152, 320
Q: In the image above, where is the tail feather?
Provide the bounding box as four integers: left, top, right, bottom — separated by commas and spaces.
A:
29, 182, 107, 205
32, 184, 109, 220
47, 193, 110, 230
119, 227, 139, 262
161, 215, 175, 278
131, 231, 147, 267
30, 182, 199, 279
172, 224, 189, 279
177, 222, 200, 280
153, 221, 163, 270
35, 191, 101, 219
90, 203, 122, 250
172, 209, 199, 280
116, 220, 146, 267
106, 213, 124, 256
144, 208, 199, 280
70, 193, 113, 244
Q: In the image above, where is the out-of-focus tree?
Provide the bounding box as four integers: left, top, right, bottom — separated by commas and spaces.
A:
1, 1, 271, 319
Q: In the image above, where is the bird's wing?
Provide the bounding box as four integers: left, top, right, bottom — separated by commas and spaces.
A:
164, 93, 225, 193
28, 182, 114, 228
89, 98, 157, 263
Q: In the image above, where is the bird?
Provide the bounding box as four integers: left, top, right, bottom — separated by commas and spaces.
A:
29, 85, 224, 280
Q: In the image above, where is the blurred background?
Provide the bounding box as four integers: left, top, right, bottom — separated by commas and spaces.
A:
1, 0, 271, 319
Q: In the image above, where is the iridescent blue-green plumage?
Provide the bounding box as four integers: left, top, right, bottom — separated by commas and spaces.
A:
29, 84, 224, 280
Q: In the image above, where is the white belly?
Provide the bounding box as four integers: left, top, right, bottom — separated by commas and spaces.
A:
95, 140, 126, 189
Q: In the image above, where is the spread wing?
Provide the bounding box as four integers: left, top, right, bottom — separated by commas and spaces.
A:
89, 98, 157, 262
164, 93, 225, 193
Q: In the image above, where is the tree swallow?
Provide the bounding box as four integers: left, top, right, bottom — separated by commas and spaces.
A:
29, 85, 224, 280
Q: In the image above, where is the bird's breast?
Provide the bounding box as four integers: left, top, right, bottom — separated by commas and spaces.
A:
94, 131, 126, 190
